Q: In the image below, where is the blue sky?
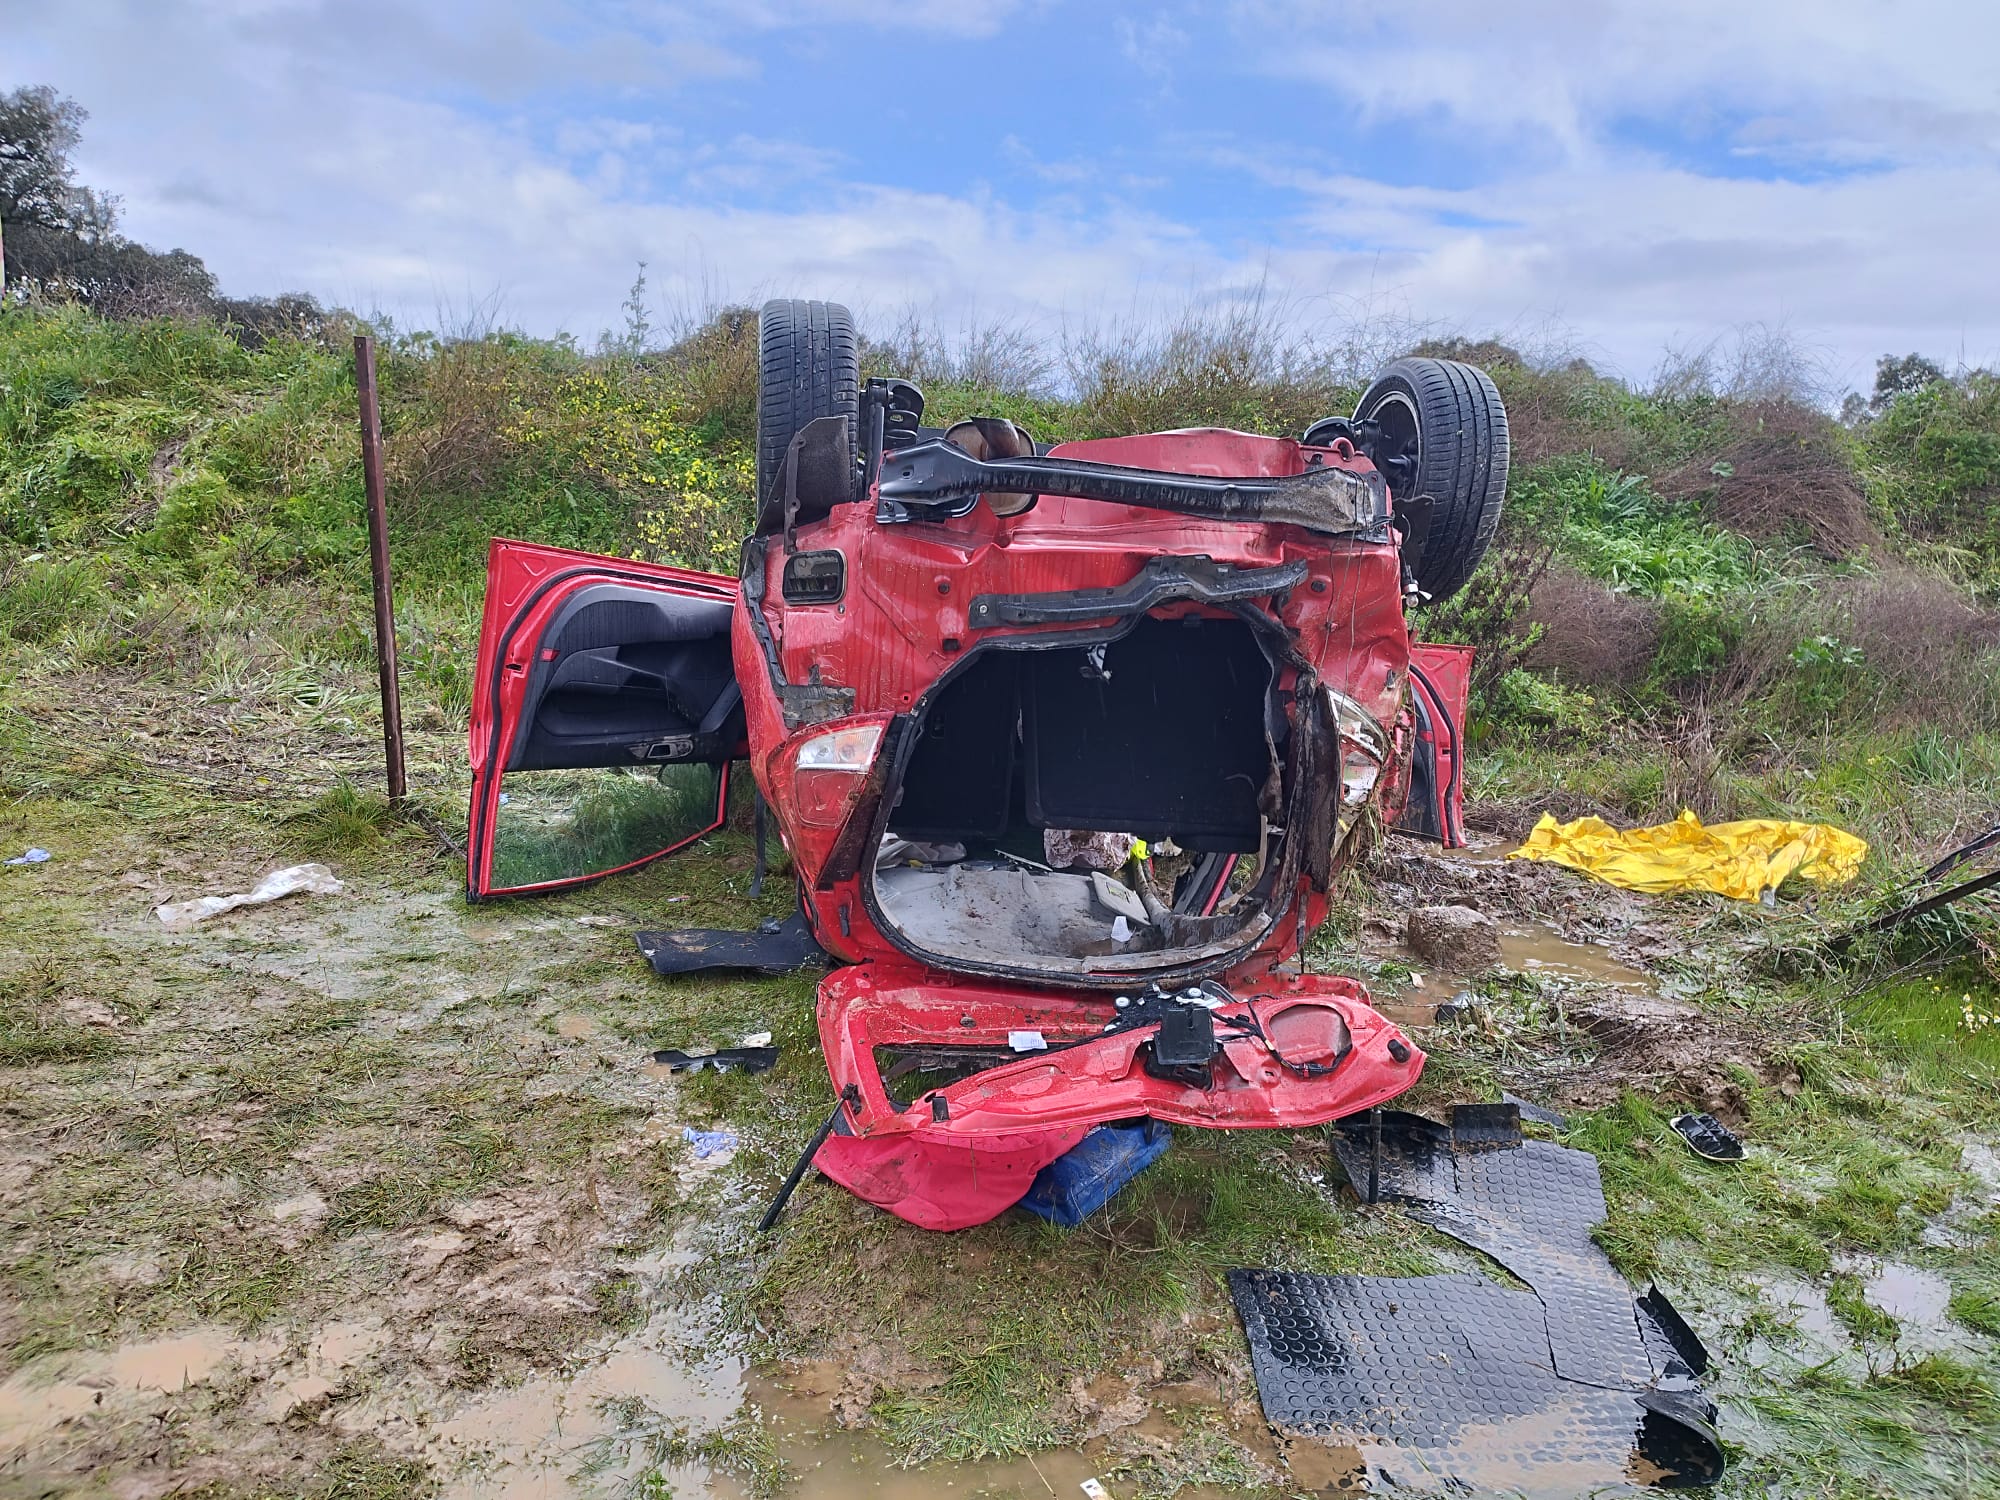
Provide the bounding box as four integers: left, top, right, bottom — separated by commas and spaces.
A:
8, 1, 2000, 391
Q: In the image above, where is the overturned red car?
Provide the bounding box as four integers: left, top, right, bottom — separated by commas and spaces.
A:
466, 300, 1508, 1230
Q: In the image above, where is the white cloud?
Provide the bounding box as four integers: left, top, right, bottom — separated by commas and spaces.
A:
3, 0, 1996, 388
1234, 0, 2000, 170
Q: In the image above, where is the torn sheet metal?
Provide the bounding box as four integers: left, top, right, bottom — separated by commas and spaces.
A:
1512, 809, 1865, 901
1229, 1108, 1723, 1492
634, 911, 825, 977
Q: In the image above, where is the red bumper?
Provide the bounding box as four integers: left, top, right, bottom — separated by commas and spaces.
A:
812, 966, 1424, 1230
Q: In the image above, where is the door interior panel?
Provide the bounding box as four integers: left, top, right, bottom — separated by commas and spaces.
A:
507, 584, 741, 772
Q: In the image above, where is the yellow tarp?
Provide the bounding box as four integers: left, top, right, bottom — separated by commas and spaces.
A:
1510, 809, 1868, 901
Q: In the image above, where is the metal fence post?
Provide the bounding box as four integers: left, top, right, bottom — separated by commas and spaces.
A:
354, 333, 407, 803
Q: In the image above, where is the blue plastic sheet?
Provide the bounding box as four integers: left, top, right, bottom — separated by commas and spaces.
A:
1018, 1120, 1171, 1226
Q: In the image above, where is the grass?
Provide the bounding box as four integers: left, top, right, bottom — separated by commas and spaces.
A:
585, 1399, 791, 1499
0, 958, 121, 1065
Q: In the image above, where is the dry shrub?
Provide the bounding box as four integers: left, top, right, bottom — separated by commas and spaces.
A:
1415, 516, 1566, 702
1519, 565, 1662, 688
384, 337, 530, 504
1058, 290, 1439, 439
1656, 399, 1875, 558
1831, 567, 2000, 704
1659, 707, 1737, 822
1650, 323, 1837, 407
1712, 565, 2000, 730
655, 305, 759, 441
862, 309, 1057, 394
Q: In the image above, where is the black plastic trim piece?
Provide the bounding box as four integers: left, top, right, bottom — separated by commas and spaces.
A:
968, 556, 1308, 630
875, 440, 1387, 533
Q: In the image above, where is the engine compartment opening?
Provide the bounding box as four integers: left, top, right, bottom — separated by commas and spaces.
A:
869, 613, 1288, 977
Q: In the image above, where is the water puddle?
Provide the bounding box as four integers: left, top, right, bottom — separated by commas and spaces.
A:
738, 1366, 1331, 1500
1925, 1137, 2000, 1247
554, 1012, 599, 1040
430, 1341, 743, 1499
1863, 1261, 1954, 1326
0, 1326, 284, 1450
1744, 1272, 1846, 1351
1498, 924, 1651, 990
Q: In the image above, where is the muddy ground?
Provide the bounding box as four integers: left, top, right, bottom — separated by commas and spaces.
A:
3, 669, 1999, 1499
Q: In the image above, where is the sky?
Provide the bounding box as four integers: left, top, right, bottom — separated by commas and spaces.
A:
7, 0, 1999, 392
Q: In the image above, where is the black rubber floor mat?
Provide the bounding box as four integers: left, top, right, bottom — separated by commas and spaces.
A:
1503, 1089, 1569, 1130
1227, 1109, 1723, 1492
1230, 1269, 1682, 1493
635, 912, 825, 977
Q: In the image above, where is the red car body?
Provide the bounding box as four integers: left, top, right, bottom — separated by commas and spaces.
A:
468, 350, 1488, 1231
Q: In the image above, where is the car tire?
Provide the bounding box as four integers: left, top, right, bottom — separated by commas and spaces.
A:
757, 299, 859, 532
1353, 357, 1509, 601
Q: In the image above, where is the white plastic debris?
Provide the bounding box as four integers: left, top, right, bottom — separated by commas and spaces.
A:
1111, 914, 1132, 944
739, 1031, 774, 1048
1081, 1481, 1113, 1500
1008, 1030, 1048, 1052
154, 863, 344, 929
4, 848, 50, 866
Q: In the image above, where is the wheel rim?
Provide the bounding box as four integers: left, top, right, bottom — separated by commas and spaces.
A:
1366, 390, 1421, 492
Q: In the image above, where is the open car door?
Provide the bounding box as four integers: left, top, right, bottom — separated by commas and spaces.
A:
467, 538, 743, 899
1393, 641, 1473, 849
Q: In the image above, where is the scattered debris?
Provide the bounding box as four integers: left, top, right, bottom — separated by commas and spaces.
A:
153, 863, 343, 928
1434, 990, 1480, 1024
681, 1127, 738, 1160
1080, 1480, 1112, 1500
1018, 1121, 1172, 1227
1671, 1112, 1746, 1162
1512, 809, 1865, 901
4, 847, 50, 865
650, 1046, 780, 1075
757, 1088, 858, 1234
1231, 1107, 1723, 1492
635, 911, 825, 976
1088, 870, 1151, 923
1405, 904, 1500, 972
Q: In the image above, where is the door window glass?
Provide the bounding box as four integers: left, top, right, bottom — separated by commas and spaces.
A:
489, 762, 725, 892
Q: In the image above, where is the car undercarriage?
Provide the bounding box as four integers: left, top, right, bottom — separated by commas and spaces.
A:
466, 298, 1507, 1230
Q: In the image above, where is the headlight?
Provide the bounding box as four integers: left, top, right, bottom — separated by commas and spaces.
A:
796, 723, 883, 771
791, 722, 885, 827
1325, 688, 1389, 809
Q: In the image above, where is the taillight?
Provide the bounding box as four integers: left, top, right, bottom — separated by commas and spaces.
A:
792, 722, 884, 827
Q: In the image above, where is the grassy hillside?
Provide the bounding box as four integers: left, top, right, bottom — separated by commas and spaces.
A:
4, 300, 1997, 868
4, 299, 2000, 1499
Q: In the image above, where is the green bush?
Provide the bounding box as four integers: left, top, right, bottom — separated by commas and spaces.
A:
1867, 373, 2000, 575
1509, 455, 1755, 600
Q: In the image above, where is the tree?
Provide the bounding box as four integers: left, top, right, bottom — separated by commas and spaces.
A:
2, 83, 218, 317
0, 84, 116, 235
1872, 353, 1948, 411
